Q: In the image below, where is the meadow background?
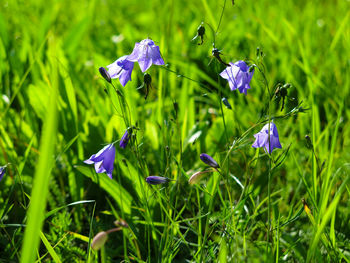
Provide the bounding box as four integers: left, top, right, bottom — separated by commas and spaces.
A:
0, 0, 349, 262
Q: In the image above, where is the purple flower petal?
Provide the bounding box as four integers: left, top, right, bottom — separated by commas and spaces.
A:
146, 176, 171, 185
200, 153, 220, 168
220, 60, 254, 95
252, 122, 282, 154
107, 55, 134, 87
84, 144, 116, 179
119, 130, 130, 149
0, 166, 6, 181
127, 39, 164, 72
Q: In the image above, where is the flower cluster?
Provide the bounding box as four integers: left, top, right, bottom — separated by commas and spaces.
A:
88, 37, 283, 188
100, 39, 164, 87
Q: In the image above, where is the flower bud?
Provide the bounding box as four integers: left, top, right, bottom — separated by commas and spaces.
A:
305, 135, 313, 149
212, 47, 229, 67
144, 73, 152, 85
91, 231, 108, 250
197, 24, 205, 37
143, 73, 152, 99
188, 170, 212, 185
146, 176, 171, 185
279, 87, 288, 97
249, 65, 255, 73
200, 153, 220, 168
119, 130, 130, 149
256, 47, 260, 57
0, 166, 6, 181
99, 67, 111, 83
221, 97, 232, 110
114, 219, 129, 228
192, 23, 205, 45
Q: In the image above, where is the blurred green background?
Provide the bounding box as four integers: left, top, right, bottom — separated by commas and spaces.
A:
0, 0, 349, 261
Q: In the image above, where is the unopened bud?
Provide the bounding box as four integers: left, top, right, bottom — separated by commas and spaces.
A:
305, 135, 313, 149
144, 73, 152, 85
279, 87, 288, 97
99, 67, 111, 83
283, 83, 292, 89
146, 176, 171, 185
222, 97, 232, 109
91, 231, 108, 250
0, 166, 6, 181
200, 153, 220, 168
188, 170, 211, 185
197, 24, 205, 37
114, 219, 129, 228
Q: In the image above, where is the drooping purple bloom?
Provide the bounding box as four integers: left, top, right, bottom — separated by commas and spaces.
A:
127, 39, 165, 72
200, 153, 220, 168
119, 130, 130, 149
146, 176, 171, 185
220, 60, 254, 95
84, 144, 116, 179
0, 166, 6, 181
252, 122, 282, 154
107, 55, 134, 86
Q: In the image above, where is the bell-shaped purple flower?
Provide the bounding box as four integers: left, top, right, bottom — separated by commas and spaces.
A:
84, 144, 116, 179
200, 153, 220, 168
119, 130, 130, 149
146, 176, 171, 185
0, 166, 6, 181
127, 39, 165, 72
220, 60, 254, 95
107, 55, 134, 87
252, 122, 282, 154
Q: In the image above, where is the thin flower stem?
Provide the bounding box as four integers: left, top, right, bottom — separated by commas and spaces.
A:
160, 65, 207, 88
111, 82, 131, 128
105, 227, 122, 234
215, 0, 227, 37
265, 61, 272, 259
215, 63, 232, 204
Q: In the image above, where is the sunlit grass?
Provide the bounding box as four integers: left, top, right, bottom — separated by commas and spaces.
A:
0, 0, 349, 262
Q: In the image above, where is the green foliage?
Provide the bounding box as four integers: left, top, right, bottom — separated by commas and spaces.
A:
0, 0, 349, 262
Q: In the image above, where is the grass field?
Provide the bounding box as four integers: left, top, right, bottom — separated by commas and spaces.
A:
0, 0, 349, 262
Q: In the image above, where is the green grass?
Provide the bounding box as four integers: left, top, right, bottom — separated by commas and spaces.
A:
0, 0, 349, 262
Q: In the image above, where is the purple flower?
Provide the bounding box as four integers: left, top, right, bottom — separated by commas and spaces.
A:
107, 56, 134, 86
200, 153, 220, 168
0, 166, 6, 181
107, 55, 134, 86
119, 130, 130, 149
146, 176, 171, 185
127, 39, 165, 72
84, 144, 116, 179
252, 122, 282, 154
220, 60, 254, 95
